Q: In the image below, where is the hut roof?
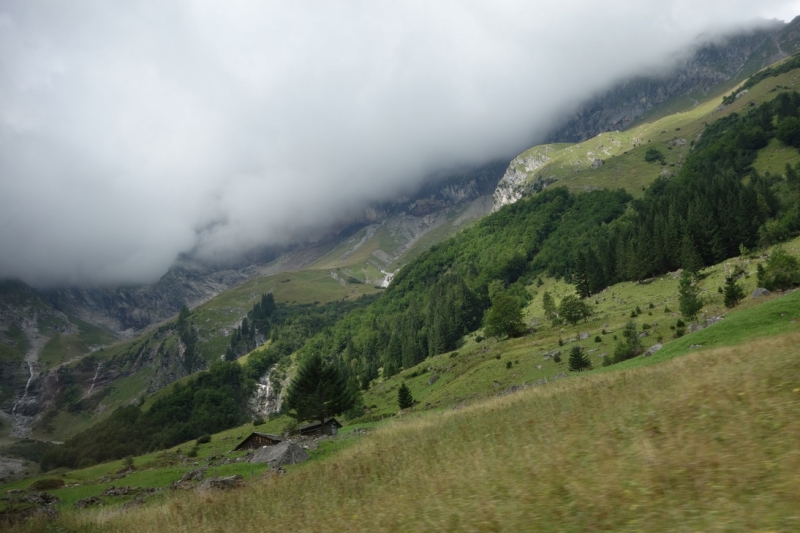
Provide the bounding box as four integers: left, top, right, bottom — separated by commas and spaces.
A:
298, 417, 342, 433
233, 432, 284, 451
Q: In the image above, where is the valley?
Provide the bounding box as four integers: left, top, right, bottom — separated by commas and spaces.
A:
3, 19, 800, 531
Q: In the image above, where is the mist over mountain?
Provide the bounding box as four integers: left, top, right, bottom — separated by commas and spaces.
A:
1, 1, 797, 287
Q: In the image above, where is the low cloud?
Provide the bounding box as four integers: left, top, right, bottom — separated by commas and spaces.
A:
0, 1, 796, 286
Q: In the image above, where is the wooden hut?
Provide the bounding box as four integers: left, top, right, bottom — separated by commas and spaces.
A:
298, 418, 342, 437
233, 432, 284, 451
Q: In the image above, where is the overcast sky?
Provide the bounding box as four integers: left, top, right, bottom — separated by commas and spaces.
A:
1, 1, 798, 287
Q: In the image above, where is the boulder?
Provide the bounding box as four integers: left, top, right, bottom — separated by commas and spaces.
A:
250, 441, 309, 467
579, 332, 590, 340
427, 374, 439, 386
197, 475, 244, 492
180, 467, 207, 482
751, 287, 770, 299
644, 344, 663, 357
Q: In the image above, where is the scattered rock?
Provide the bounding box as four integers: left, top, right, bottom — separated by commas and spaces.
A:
427, 374, 439, 386
689, 344, 703, 349
598, 352, 607, 358
543, 350, 561, 359
180, 467, 207, 482
752, 287, 770, 299
75, 497, 101, 509
705, 316, 723, 326
638, 331, 649, 338
591, 158, 603, 169
689, 324, 705, 333
567, 337, 577, 343
26, 492, 60, 506
492, 381, 501, 388
644, 344, 663, 357
121, 497, 146, 510
579, 332, 590, 340
197, 475, 244, 492
170, 480, 196, 491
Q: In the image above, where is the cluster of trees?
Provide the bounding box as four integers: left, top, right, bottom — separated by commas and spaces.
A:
293, 187, 631, 389
224, 293, 277, 360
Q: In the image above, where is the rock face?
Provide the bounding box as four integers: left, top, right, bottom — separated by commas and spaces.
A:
546, 19, 800, 144
492, 149, 555, 210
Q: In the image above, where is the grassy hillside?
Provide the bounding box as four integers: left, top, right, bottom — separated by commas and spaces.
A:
6, 295, 799, 531
500, 62, 800, 199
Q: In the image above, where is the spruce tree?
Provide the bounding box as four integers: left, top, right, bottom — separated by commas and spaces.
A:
542, 291, 557, 321
723, 275, 745, 308
285, 354, 354, 425
678, 270, 703, 321
397, 382, 414, 410
568, 346, 592, 372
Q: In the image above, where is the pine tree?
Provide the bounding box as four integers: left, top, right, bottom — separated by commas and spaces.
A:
397, 382, 414, 410
678, 270, 703, 321
542, 291, 557, 321
285, 354, 354, 425
723, 275, 745, 308
568, 346, 592, 372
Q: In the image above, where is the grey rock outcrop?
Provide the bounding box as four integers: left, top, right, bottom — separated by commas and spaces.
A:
250, 441, 309, 467
197, 475, 245, 491
751, 287, 771, 298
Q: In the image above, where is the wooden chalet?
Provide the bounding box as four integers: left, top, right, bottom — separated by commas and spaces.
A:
233, 432, 284, 451
298, 418, 342, 437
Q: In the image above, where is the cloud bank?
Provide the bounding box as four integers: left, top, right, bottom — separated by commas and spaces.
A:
0, 0, 796, 286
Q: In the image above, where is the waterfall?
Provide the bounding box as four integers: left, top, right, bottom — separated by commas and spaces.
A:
11, 361, 36, 416
87, 362, 102, 395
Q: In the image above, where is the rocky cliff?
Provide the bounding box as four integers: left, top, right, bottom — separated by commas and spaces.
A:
546, 18, 800, 144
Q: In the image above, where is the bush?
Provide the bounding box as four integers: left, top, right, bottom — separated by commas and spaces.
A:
644, 147, 666, 164
187, 446, 199, 458
29, 478, 65, 491
252, 416, 265, 426
594, 336, 601, 342
505, 361, 512, 369
196, 434, 211, 445
757, 248, 800, 291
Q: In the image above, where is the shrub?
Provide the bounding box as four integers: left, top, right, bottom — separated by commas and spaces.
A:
252, 416, 265, 426
505, 361, 512, 369
187, 446, 199, 458
29, 478, 65, 491
196, 434, 211, 445
594, 336, 602, 342
757, 248, 800, 291
676, 319, 685, 328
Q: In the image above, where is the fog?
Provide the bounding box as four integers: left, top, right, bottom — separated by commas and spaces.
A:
0, 1, 796, 286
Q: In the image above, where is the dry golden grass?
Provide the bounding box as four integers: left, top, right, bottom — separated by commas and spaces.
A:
18, 332, 800, 532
